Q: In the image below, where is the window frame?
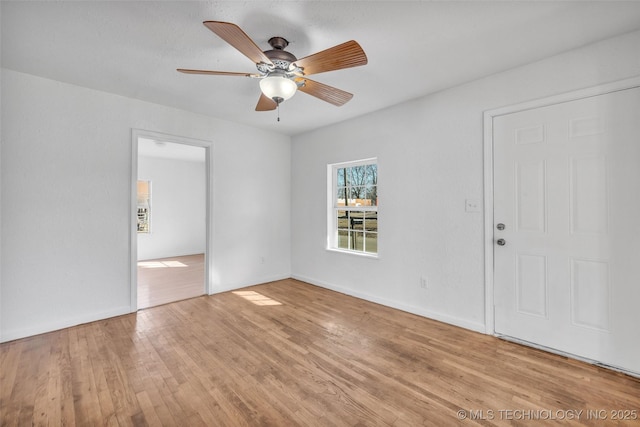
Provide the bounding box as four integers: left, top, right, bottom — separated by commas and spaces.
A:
327, 158, 378, 257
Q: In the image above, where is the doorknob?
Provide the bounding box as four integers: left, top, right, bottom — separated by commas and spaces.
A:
496, 239, 506, 246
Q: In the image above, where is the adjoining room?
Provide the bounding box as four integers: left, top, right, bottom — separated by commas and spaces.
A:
136, 138, 207, 309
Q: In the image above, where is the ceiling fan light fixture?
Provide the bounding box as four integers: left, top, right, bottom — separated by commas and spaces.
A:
259, 73, 297, 103
180, 21, 368, 112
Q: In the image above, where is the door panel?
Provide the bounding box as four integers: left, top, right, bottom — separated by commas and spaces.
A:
493, 87, 640, 374
516, 253, 547, 318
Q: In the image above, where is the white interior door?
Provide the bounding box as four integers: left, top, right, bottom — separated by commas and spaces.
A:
493, 86, 640, 374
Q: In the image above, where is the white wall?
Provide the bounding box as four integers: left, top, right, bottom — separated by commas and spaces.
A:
3, 29, 639, 343
290, 30, 640, 333
0, 70, 291, 342
137, 154, 206, 260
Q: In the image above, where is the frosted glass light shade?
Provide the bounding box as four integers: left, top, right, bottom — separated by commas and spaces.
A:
259, 75, 297, 102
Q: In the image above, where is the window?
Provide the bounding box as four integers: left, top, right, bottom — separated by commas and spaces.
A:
137, 180, 151, 233
328, 159, 378, 255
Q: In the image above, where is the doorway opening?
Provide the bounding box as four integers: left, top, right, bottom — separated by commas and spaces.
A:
130, 130, 212, 310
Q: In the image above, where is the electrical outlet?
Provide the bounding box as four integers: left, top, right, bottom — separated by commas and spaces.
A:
420, 276, 428, 289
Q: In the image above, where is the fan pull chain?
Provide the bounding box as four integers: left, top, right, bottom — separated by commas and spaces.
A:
271, 96, 285, 122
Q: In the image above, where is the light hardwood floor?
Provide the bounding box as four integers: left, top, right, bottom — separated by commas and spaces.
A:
137, 253, 205, 309
1, 279, 639, 426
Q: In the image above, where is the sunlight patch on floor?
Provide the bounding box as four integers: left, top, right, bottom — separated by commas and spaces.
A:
138, 260, 188, 268
232, 291, 282, 306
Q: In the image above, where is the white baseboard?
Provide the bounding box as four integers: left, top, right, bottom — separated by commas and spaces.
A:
2, 273, 292, 342
291, 274, 486, 334
2, 274, 485, 342
0, 306, 132, 343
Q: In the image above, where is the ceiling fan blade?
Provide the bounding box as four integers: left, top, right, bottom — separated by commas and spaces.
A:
256, 93, 277, 111
295, 77, 354, 106
294, 40, 367, 76
203, 21, 273, 66
177, 69, 260, 77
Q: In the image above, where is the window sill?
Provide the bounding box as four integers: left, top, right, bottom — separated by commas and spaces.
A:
326, 248, 379, 259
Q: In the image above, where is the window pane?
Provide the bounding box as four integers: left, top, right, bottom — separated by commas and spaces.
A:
349, 186, 366, 205
365, 185, 377, 206
337, 168, 346, 186
337, 187, 347, 206
348, 166, 360, 186
364, 232, 378, 254
338, 230, 350, 250
337, 210, 349, 230
364, 214, 377, 232
352, 231, 364, 251
365, 164, 377, 185
349, 211, 365, 231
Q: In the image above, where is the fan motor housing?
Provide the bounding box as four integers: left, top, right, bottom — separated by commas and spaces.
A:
263, 36, 297, 70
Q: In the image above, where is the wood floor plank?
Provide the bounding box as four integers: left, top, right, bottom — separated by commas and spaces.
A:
2, 279, 639, 426
137, 253, 205, 309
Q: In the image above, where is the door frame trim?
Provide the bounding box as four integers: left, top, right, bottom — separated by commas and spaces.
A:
483, 75, 640, 335
130, 129, 214, 312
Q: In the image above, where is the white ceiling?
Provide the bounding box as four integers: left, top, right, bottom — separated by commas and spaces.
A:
3, 1, 640, 136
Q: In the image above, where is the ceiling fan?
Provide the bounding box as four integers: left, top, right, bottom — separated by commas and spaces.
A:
178, 21, 368, 114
